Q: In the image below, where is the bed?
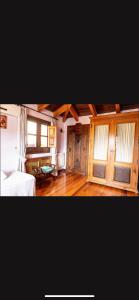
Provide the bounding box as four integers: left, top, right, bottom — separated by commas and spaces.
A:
0, 171, 36, 196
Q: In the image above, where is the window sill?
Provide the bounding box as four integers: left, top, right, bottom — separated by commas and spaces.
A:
26, 153, 56, 159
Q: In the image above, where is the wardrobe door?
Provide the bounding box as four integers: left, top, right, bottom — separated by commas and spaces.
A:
111, 121, 138, 192
89, 123, 110, 184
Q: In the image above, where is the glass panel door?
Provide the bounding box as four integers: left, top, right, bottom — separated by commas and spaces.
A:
94, 125, 109, 161
92, 124, 109, 181
115, 123, 135, 163
113, 122, 135, 185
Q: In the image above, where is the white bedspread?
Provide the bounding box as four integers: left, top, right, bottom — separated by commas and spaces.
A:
0, 171, 36, 196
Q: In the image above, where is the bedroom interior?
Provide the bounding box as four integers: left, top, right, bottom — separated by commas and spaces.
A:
0, 103, 139, 196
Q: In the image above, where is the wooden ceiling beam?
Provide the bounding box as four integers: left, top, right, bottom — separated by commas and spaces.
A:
63, 105, 72, 122
53, 104, 71, 117
38, 104, 50, 111
115, 104, 121, 113
69, 105, 79, 122
88, 104, 97, 117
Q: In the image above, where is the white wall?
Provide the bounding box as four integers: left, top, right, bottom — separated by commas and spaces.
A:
56, 119, 66, 153
0, 104, 20, 174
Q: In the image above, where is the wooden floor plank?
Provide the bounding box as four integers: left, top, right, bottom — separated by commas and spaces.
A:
36, 172, 79, 196
36, 172, 84, 196
36, 172, 139, 197
75, 182, 139, 197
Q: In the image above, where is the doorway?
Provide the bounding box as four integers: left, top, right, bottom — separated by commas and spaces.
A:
67, 123, 90, 175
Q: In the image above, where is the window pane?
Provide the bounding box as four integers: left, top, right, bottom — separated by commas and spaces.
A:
27, 135, 37, 147
115, 123, 135, 163
27, 121, 37, 134
41, 136, 47, 147
94, 125, 109, 160
41, 124, 47, 136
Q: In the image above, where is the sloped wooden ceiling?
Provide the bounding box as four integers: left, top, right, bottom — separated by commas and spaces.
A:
38, 103, 139, 120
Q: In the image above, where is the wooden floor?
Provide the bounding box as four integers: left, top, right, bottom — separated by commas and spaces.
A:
36, 172, 139, 197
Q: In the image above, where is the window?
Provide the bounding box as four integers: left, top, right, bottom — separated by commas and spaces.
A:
41, 124, 48, 147
27, 120, 37, 147
26, 116, 50, 154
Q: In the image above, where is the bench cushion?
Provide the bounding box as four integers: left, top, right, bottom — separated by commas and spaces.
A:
41, 166, 54, 174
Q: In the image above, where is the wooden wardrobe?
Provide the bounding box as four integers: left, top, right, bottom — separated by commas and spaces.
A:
67, 124, 90, 175
88, 112, 139, 193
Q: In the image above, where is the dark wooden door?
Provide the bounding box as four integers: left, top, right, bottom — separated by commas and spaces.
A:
67, 128, 75, 171
81, 125, 89, 175
67, 124, 89, 175
74, 134, 81, 170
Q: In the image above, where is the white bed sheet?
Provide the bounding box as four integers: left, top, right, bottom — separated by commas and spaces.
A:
0, 171, 36, 196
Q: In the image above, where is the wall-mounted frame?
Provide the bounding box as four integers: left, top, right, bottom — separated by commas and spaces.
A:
0, 115, 7, 129
48, 126, 56, 148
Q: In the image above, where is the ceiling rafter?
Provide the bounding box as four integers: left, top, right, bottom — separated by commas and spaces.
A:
36, 104, 139, 119
63, 105, 72, 122
53, 104, 79, 122
38, 104, 50, 111
115, 104, 121, 113
69, 105, 79, 122
88, 104, 97, 117
53, 104, 71, 117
